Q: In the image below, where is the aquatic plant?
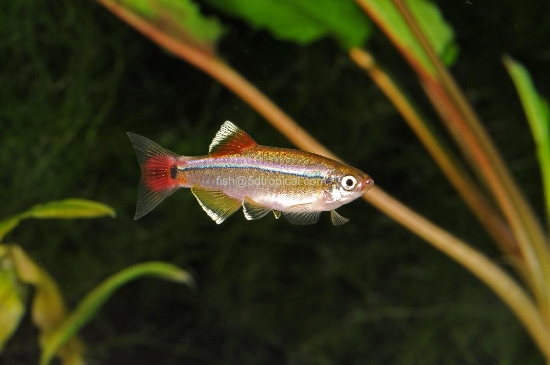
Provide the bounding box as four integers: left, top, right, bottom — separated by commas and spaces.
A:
0, 199, 193, 364
94, 0, 550, 359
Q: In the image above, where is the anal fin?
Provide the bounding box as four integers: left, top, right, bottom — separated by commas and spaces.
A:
191, 186, 241, 224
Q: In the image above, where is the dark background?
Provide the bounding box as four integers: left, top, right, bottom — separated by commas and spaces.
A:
2, 0, 550, 364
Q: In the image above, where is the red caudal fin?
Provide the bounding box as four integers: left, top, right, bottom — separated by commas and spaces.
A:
127, 132, 183, 220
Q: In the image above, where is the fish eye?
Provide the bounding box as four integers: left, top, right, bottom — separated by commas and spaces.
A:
341, 175, 357, 191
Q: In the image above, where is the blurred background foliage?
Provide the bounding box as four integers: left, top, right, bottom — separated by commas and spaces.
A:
1, 0, 550, 363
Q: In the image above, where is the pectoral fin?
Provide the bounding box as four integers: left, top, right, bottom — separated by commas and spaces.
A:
282, 203, 320, 225
191, 186, 241, 224
242, 197, 272, 220
330, 210, 349, 226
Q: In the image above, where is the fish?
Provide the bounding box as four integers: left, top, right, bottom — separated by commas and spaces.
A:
127, 121, 374, 225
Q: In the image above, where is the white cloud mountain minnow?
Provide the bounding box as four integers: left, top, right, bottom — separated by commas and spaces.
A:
127, 121, 374, 225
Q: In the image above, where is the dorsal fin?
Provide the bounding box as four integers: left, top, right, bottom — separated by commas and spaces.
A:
209, 121, 257, 156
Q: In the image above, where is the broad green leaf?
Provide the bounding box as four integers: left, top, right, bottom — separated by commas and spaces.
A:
21, 198, 116, 219
40, 262, 193, 365
0, 245, 27, 352
0, 217, 21, 242
204, 0, 371, 49
101, 0, 225, 55
9, 245, 85, 364
357, 0, 457, 74
503, 56, 550, 225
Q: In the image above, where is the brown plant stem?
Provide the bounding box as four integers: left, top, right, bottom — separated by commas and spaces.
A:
393, 0, 550, 320
365, 188, 550, 359
349, 47, 517, 256
96, 0, 550, 357
356, 0, 550, 312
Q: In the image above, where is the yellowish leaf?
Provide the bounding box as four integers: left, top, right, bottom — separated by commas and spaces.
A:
40, 262, 193, 365
10, 245, 85, 364
22, 199, 116, 219
0, 217, 22, 243
0, 244, 27, 352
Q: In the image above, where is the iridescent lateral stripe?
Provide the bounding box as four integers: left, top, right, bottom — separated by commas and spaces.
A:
178, 156, 327, 179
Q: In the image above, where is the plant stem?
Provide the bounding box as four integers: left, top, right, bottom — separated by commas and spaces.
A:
391, 0, 550, 320
96, 0, 550, 356
366, 189, 550, 358
349, 47, 516, 255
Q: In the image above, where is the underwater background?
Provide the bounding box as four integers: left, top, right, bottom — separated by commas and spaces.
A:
2, 0, 550, 364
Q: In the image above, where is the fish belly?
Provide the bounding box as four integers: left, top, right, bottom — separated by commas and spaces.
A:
183, 166, 326, 211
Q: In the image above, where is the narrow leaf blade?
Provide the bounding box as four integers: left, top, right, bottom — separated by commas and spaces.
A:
0, 245, 27, 352
9, 245, 85, 364
0, 217, 21, 242
22, 199, 116, 219
40, 262, 193, 365
503, 56, 550, 225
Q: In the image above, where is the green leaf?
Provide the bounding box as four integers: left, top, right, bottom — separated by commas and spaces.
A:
0, 217, 22, 243
204, 0, 371, 49
108, 0, 225, 55
503, 55, 550, 226
21, 198, 116, 219
0, 199, 115, 242
40, 262, 193, 365
9, 245, 86, 364
357, 0, 457, 73
0, 245, 27, 352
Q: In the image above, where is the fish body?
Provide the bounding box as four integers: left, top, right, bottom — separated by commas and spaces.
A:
128, 121, 373, 225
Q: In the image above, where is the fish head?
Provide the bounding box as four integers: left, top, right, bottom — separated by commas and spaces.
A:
323, 167, 374, 208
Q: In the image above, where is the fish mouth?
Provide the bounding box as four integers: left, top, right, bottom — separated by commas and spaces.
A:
360, 177, 374, 193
